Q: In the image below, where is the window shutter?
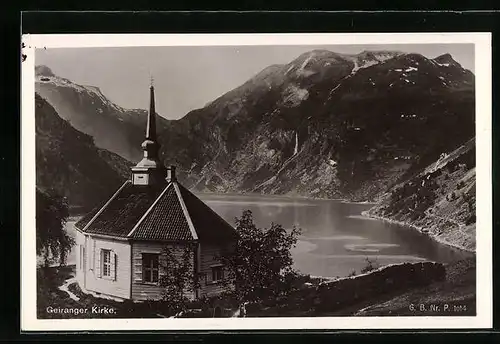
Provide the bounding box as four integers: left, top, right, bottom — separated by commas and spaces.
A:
111, 251, 117, 281
91, 240, 96, 270
96, 249, 102, 278
81, 245, 84, 270
83, 246, 86, 271
134, 254, 143, 283
78, 245, 82, 270
141, 253, 145, 282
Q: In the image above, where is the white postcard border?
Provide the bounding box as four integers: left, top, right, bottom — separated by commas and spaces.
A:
21, 32, 492, 331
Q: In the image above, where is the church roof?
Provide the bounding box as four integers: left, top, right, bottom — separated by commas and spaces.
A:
74, 180, 238, 243
75, 82, 237, 244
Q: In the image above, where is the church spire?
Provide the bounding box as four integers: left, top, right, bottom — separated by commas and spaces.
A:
141, 80, 159, 161
131, 79, 165, 185
146, 76, 157, 142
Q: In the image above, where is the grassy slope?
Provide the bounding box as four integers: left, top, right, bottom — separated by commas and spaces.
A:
354, 258, 476, 316
355, 139, 477, 316
37, 266, 162, 319
38, 258, 475, 318
367, 138, 476, 252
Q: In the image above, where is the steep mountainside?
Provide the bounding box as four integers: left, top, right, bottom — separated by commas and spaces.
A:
158, 50, 475, 200
36, 50, 474, 202
366, 138, 476, 251
35, 66, 170, 162
36, 93, 132, 212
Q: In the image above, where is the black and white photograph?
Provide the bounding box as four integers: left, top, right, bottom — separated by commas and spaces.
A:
21, 33, 492, 331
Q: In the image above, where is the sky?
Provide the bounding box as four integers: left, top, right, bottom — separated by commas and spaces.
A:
36, 44, 474, 119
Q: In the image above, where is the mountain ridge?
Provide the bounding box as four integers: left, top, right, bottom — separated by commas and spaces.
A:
35, 92, 132, 212
35, 66, 171, 162
155, 49, 474, 202
35, 49, 475, 204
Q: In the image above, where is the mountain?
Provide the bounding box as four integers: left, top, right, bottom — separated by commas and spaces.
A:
366, 138, 476, 251
36, 50, 474, 202
157, 50, 475, 201
35, 65, 170, 162
35, 93, 132, 212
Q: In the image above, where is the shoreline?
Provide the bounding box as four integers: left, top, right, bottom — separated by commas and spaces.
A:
195, 190, 380, 205
194, 190, 349, 202
360, 210, 476, 254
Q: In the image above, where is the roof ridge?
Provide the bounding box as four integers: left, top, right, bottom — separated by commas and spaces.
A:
80, 180, 131, 232
173, 182, 198, 240
126, 183, 173, 238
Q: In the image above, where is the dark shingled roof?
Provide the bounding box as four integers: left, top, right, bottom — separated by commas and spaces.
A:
178, 183, 239, 243
80, 180, 168, 237
75, 205, 101, 230
76, 179, 237, 243
130, 184, 193, 241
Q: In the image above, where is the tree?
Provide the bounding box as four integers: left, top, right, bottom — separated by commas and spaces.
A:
36, 188, 74, 267
218, 210, 301, 303
158, 244, 201, 315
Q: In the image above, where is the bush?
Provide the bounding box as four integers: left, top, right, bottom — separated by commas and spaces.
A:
360, 258, 379, 274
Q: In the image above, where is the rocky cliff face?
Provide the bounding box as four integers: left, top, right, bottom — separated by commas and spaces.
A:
366, 138, 476, 251
157, 50, 475, 201
35, 66, 170, 162
35, 50, 475, 203
35, 93, 132, 212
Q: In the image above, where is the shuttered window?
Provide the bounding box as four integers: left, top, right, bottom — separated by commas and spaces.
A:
99, 249, 117, 281
142, 253, 159, 283
102, 249, 112, 277
79, 245, 83, 270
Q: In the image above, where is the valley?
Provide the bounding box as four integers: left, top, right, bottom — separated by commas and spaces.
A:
35, 48, 477, 255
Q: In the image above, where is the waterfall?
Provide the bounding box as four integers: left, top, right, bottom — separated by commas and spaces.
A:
294, 131, 299, 155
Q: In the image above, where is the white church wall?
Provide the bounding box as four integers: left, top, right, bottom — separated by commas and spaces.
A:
83, 235, 132, 300
75, 230, 86, 288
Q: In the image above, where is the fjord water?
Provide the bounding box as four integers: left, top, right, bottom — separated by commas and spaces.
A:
197, 193, 470, 279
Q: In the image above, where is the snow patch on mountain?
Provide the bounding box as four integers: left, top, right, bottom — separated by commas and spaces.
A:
350, 59, 380, 74
294, 54, 318, 77
285, 65, 295, 75
404, 66, 418, 72
299, 55, 313, 72
328, 83, 342, 98
347, 50, 404, 75
36, 74, 123, 112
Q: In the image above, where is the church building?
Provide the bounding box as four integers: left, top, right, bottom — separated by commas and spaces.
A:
74, 83, 238, 301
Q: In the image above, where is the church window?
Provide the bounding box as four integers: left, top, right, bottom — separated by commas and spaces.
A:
142, 253, 159, 283
102, 249, 112, 277
211, 265, 224, 282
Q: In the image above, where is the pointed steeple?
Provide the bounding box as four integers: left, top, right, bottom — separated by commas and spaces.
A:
146, 76, 157, 142
131, 79, 165, 185
141, 81, 159, 160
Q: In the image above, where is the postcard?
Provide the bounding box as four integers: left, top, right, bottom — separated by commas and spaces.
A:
21, 32, 492, 331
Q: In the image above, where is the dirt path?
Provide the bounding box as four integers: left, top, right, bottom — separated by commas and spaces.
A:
58, 277, 80, 301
